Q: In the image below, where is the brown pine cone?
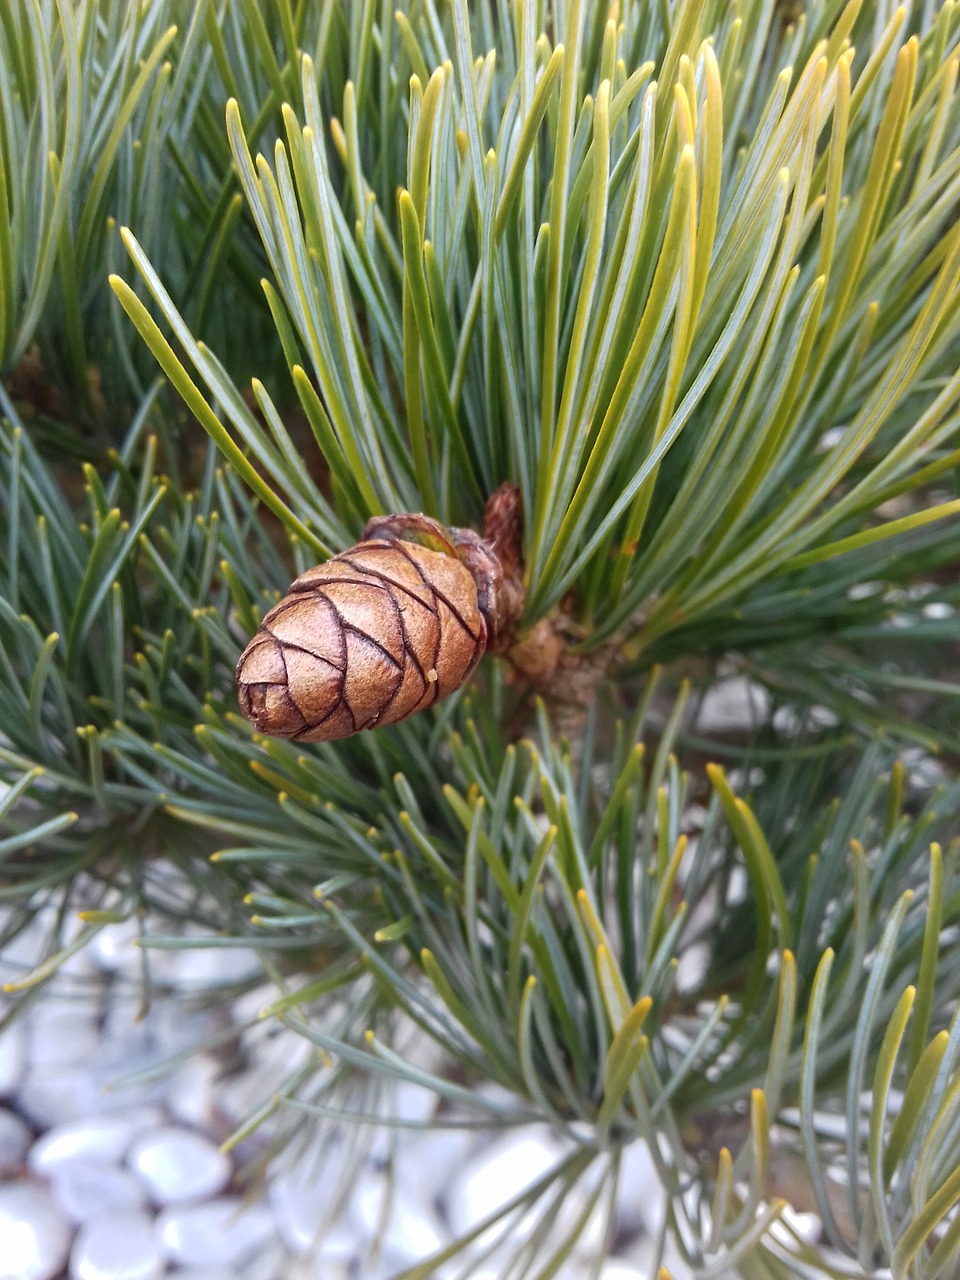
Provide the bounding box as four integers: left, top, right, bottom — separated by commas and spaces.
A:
236, 531, 490, 742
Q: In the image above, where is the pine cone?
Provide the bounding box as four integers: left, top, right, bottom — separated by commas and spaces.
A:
237, 533, 489, 742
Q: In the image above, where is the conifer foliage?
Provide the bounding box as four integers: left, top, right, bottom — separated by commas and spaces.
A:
2, 2, 960, 1276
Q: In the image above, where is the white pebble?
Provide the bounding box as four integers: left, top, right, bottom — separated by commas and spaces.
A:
0, 915, 49, 982
0, 1107, 30, 1174
167, 944, 263, 988
54, 943, 98, 980
268, 1166, 336, 1255
29, 1110, 160, 1173
352, 1172, 446, 1262
0, 1019, 26, 1095
360, 1252, 425, 1280
163, 1055, 219, 1129
312, 1221, 361, 1262
229, 983, 277, 1025
97, 1058, 178, 1113
696, 677, 770, 733
444, 1128, 566, 1237
391, 1129, 476, 1209
568, 1170, 611, 1257
17, 1067, 107, 1128
381, 1204, 447, 1263
293, 1264, 351, 1280
166, 1272, 236, 1280
0, 1181, 71, 1280
215, 1027, 313, 1124
148, 1002, 225, 1055
51, 1161, 146, 1223
27, 1004, 100, 1070
614, 1140, 665, 1239
268, 1135, 397, 1257
156, 1198, 276, 1266
779, 1205, 821, 1245
128, 1126, 231, 1204
88, 920, 143, 975
622, 1233, 693, 1279
70, 1209, 163, 1280
241, 1240, 290, 1280
98, 993, 153, 1050
391, 1079, 439, 1126
437, 1264, 507, 1280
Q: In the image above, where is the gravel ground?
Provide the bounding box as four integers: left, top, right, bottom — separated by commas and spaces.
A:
3, 680, 809, 1279
0, 899, 691, 1280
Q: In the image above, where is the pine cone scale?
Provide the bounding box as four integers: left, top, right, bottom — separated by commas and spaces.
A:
282, 646, 343, 723
298, 700, 355, 743
393, 541, 484, 641
338, 552, 441, 614
264, 595, 347, 669
375, 581, 438, 724
313, 580, 406, 665
237, 634, 288, 685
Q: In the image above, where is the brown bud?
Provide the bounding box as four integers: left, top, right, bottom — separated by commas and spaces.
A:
237, 530, 489, 742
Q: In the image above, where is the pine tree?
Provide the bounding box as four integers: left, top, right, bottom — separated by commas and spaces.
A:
2, 2, 960, 1275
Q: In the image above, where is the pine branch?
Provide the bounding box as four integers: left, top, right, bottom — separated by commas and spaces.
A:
2, 6, 960, 1277
108, 1, 960, 729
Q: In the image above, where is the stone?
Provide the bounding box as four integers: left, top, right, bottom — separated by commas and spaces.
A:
70, 1209, 163, 1280
380, 1202, 447, 1263
156, 1198, 276, 1267
391, 1079, 439, 1126
440, 1263, 527, 1280
0, 1019, 26, 1095
95, 996, 153, 1061
163, 1054, 219, 1129
229, 983, 277, 1026
27, 1003, 100, 1070
622, 1233, 693, 1279
148, 1001, 225, 1056
162, 1269, 235, 1280
444, 1128, 567, 1237
166, 943, 262, 989
166, 1272, 236, 1280
265, 1137, 365, 1256
357, 1252, 422, 1280
352, 1172, 446, 1263
675, 940, 709, 993
29, 1109, 161, 1173
88, 920, 143, 975
93, 1002, 211, 1099
215, 1026, 313, 1124
128, 1126, 231, 1204
614, 1140, 665, 1240
0, 1107, 30, 1174
268, 1166, 336, 1255
240, 1241, 290, 1280
311, 1221, 359, 1263
54, 942, 98, 979
51, 1161, 147, 1224
360, 1080, 441, 1168
696, 677, 770, 734
17, 1066, 109, 1128
0, 914, 49, 984
294, 1262, 351, 1280
779, 1205, 821, 1245
0, 1181, 71, 1280
390, 1128, 476, 1211
621, 1236, 658, 1274
568, 1169, 611, 1258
